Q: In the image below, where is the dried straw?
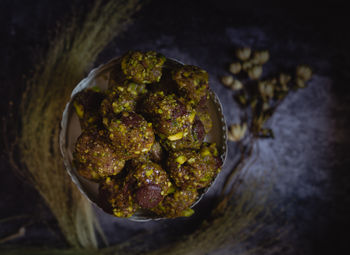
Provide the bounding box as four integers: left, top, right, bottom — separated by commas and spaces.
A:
7, 0, 141, 249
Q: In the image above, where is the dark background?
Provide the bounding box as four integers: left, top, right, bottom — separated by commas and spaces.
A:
1, 0, 349, 254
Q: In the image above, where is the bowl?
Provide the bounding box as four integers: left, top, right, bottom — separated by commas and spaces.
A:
60, 56, 227, 221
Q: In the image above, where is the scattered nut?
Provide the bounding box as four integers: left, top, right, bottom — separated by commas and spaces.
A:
296, 65, 312, 81
262, 102, 270, 111
221, 75, 234, 87
295, 77, 306, 88
242, 61, 253, 72
228, 123, 247, 142
236, 47, 251, 61
279, 73, 291, 86
248, 65, 263, 80
229, 62, 242, 74
252, 50, 270, 65
231, 79, 243, 90
278, 73, 291, 92
258, 80, 274, 99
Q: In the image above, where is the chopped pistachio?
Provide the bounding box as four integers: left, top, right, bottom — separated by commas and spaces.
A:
73, 101, 84, 119
145, 169, 154, 177
200, 147, 211, 157
175, 155, 187, 164
187, 158, 195, 163
167, 185, 176, 194
168, 132, 184, 141
182, 208, 194, 217
188, 111, 196, 123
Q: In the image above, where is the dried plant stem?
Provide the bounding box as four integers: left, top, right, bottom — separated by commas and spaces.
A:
0, 227, 26, 244
142, 184, 269, 255
7, 0, 141, 249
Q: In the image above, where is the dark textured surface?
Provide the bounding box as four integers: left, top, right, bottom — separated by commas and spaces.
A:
1, 0, 350, 254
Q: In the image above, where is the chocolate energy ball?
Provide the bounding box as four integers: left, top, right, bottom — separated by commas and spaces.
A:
121, 50, 166, 84
141, 91, 195, 140
100, 82, 147, 117
103, 111, 155, 160
72, 89, 105, 129
73, 128, 125, 182
126, 161, 172, 209
167, 143, 222, 189
152, 188, 198, 218
100, 85, 136, 117
98, 177, 138, 217
172, 65, 209, 105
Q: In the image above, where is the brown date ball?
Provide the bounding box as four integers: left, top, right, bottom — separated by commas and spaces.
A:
152, 188, 198, 218
100, 81, 147, 117
103, 111, 155, 160
100, 85, 136, 117
141, 91, 194, 139
72, 89, 105, 130
98, 177, 138, 218
121, 50, 166, 84
172, 65, 209, 105
135, 184, 163, 209
126, 160, 172, 209
167, 143, 222, 189
73, 128, 125, 182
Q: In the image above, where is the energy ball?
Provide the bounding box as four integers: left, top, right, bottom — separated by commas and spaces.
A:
167, 143, 222, 189
98, 177, 138, 217
103, 111, 155, 159
172, 65, 209, 105
126, 161, 172, 209
73, 128, 125, 182
72, 89, 105, 129
141, 91, 195, 140
152, 188, 198, 218
100, 82, 147, 117
71, 51, 223, 219
121, 50, 166, 84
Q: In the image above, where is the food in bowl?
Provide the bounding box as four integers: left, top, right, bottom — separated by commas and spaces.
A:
72, 50, 223, 218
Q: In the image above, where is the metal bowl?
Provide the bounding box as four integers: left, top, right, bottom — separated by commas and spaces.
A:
59, 56, 227, 221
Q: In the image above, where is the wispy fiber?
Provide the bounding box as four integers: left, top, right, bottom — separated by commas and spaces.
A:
11, 0, 141, 248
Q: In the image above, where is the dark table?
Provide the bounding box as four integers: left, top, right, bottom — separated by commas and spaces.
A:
1, 1, 349, 254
